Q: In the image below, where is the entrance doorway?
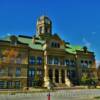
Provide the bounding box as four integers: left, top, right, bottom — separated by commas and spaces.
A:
61, 69, 65, 83
55, 69, 59, 83
49, 69, 53, 82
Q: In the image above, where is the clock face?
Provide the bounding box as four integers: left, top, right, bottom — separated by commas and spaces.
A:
45, 19, 50, 24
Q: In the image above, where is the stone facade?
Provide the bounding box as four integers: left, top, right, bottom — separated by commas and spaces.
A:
0, 16, 97, 89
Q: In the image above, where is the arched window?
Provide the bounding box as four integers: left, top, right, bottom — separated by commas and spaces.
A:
49, 69, 53, 82
39, 27, 42, 34
51, 42, 55, 47
61, 69, 65, 83
55, 69, 59, 83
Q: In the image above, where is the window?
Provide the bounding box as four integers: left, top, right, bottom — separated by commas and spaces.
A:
45, 27, 50, 33
57, 43, 60, 48
48, 58, 53, 64
0, 81, 5, 89
37, 70, 42, 76
49, 69, 53, 82
2, 56, 7, 63
51, 42, 55, 47
37, 57, 42, 65
10, 57, 15, 63
89, 60, 92, 64
65, 60, 69, 66
85, 61, 88, 64
16, 58, 22, 64
10, 41, 17, 46
7, 81, 14, 89
8, 67, 13, 76
15, 81, 20, 88
0, 68, 4, 76
39, 27, 42, 33
16, 68, 21, 77
29, 56, 35, 64
28, 68, 35, 77
54, 58, 59, 65
70, 60, 75, 66
51, 42, 60, 48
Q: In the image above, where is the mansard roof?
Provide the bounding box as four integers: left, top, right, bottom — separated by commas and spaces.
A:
0, 34, 92, 54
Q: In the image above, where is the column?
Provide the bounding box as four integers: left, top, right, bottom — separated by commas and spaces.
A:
59, 69, 62, 83
44, 65, 50, 87
53, 69, 55, 83
44, 51, 50, 87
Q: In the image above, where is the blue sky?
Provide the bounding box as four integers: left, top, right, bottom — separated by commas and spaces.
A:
0, 0, 100, 64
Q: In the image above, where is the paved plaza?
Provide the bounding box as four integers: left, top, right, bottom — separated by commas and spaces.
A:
0, 89, 100, 100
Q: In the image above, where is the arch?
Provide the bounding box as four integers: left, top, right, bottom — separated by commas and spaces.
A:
49, 69, 53, 82
55, 69, 59, 83
61, 69, 65, 83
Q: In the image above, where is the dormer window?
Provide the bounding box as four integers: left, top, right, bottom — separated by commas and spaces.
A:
10, 35, 17, 46
51, 42, 60, 48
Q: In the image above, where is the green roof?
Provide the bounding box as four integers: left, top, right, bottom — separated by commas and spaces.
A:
18, 36, 44, 50
65, 44, 83, 54
0, 35, 44, 50
0, 35, 84, 53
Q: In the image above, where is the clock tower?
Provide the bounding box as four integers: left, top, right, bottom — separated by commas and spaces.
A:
36, 16, 52, 36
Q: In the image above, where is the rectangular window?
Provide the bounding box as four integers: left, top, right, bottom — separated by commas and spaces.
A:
54, 58, 59, 65
10, 57, 15, 63
37, 57, 42, 65
7, 81, 13, 89
8, 67, 13, 77
15, 81, 20, 88
28, 68, 35, 77
29, 56, 35, 64
0, 81, 5, 89
0, 68, 4, 76
16, 58, 22, 64
65, 60, 69, 66
2, 57, 7, 63
48, 58, 53, 64
16, 68, 21, 77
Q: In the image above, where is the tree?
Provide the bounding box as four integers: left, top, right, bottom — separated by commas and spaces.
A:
81, 73, 88, 85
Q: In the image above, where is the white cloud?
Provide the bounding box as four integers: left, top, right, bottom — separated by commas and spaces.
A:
82, 38, 91, 48
6, 33, 11, 36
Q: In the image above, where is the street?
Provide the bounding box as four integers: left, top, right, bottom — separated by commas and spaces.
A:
0, 89, 100, 100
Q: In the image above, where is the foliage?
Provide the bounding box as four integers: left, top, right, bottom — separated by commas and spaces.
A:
81, 73, 98, 87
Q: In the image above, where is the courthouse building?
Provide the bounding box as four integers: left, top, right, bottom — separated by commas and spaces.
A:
0, 16, 97, 89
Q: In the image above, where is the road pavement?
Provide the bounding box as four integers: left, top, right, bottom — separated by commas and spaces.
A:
0, 89, 100, 100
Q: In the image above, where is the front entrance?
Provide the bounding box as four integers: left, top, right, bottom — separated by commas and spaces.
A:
49, 69, 53, 82
61, 69, 65, 83
55, 69, 59, 83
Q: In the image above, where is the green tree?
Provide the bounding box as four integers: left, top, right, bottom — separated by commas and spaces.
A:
81, 73, 88, 85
